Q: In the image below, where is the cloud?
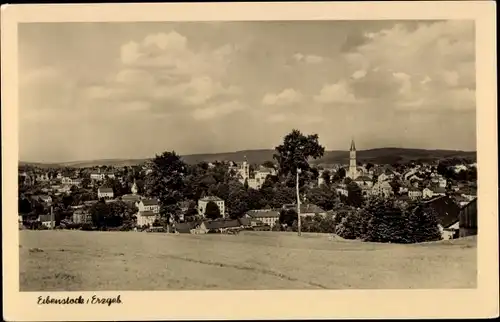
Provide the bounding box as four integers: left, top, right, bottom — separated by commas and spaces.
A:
314, 81, 358, 104
83, 30, 242, 116
120, 31, 234, 78
191, 100, 245, 120
292, 53, 325, 64
341, 20, 475, 111
262, 88, 303, 106
351, 70, 367, 80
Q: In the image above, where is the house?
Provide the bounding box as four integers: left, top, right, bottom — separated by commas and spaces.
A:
136, 199, 160, 213
459, 187, 477, 201
371, 181, 394, 198
423, 186, 446, 199
299, 204, 327, 217
408, 187, 423, 200
422, 187, 434, 199
453, 164, 468, 173
354, 176, 373, 188
61, 177, 72, 185
246, 209, 280, 227
97, 187, 114, 199
73, 209, 92, 224
36, 195, 52, 204
121, 194, 142, 204
136, 211, 158, 227
195, 219, 243, 234
198, 196, 225, 218
438, 177, 447, 188
459, 198, 477, 237
334, 183, 348, 197
399, 185, 410, 194
72, 178, 82, 187
422, 195, 461, 240
38, 214, 54, 228
174, 221, 197, 233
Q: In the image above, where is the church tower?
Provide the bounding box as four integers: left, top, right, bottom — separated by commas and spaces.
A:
349, 139, 358, 179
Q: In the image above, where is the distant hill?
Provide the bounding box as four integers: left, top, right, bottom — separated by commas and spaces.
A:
19, 148, 476, 169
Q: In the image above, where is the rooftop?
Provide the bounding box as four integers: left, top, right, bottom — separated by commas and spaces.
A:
200, 196, 223, 202
141, 198, 159, 206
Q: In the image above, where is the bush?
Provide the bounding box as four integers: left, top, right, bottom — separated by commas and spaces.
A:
334, 209, 365, 239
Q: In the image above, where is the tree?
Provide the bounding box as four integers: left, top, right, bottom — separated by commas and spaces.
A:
305, 186, 338, 211
279, 208, 297, 226
204, 201, 221, 219
262, 161, 275, 169
273, 129, 325, 178
346, 181, 363, 207
145, 151, 187, 221
90, 199, 110, 228
406, 204, 442, 243
332, 168, 346, 182
363, 199, 410, 244
321, 170, 331, 186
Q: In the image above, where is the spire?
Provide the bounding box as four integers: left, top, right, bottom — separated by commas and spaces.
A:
350, 139, 356, 151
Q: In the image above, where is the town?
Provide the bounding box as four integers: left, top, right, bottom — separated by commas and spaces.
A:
18, 130, 478, 243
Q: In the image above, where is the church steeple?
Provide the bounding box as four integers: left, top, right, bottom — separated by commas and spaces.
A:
350, 139, 356, 151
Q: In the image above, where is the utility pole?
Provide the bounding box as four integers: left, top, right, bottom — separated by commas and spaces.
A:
296, 167, 302, 236
50, 205, 54, 230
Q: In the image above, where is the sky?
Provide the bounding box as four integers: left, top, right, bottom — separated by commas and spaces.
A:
18, 20, 476, 163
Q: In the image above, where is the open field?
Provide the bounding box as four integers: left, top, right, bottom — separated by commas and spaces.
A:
19, 230, 477, 291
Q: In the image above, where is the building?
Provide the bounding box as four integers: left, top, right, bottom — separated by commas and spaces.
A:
408, 187, 423, 200
354, 176, 373, 195
73, 209, 92, 224
423, 195, 461, 240
136, 211, 158, 227
299, 204, 327, 217
459, 198, 477, 237
38, 214, 54, 228
136, 199, 160, 213
37, 195, 53, 204
198, 196, 225, 218
97, 187, 114, 199
131, 181, 138, 194
174, 222, 197, 234
121, 194, 142, 204
371, 181, 394, 198
346, 139, 359, 179
195, 219, 243, 234
246, 209, 280, 227
90, 170, 116, 181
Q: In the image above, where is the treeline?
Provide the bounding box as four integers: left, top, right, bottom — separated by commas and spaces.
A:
275, 197, 442, 244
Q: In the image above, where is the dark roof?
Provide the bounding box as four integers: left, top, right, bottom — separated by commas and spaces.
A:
38, 214, 52, 222
141, 199, 159, 206
423, 195, 461, 228
174, 222, 196, 233
138, 211, 156, 217
200, 196, 223, 202
98, 187, 113, 193
202, 219, 241, 230
246, 210, 280, 218
238, 217, 251, 227
121, 194, 142, 202
355, 176, 371, 182
432, 187, 446, 193
300, 204, 326, 214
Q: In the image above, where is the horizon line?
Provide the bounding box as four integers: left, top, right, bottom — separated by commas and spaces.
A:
19, 146, 477, 165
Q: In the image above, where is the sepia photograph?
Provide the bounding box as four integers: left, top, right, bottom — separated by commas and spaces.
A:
2, 2, 498, 321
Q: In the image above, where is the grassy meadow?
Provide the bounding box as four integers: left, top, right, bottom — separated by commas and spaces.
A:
19, 230, 477, 291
